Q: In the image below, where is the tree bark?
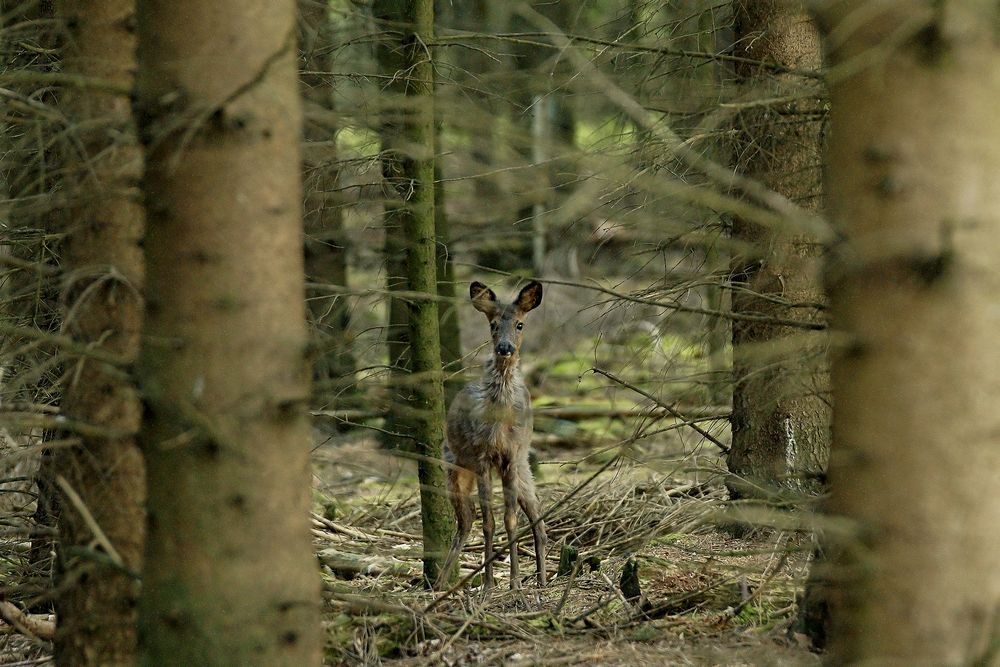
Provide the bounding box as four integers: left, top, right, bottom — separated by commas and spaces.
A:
373, 0, 454, 586
816, 1, 1000, 663
134, 1, 322, 663
726, 1, 830, 500
52, 2, 146, 663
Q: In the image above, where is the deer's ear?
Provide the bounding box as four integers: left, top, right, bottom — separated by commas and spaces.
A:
515, 281, 543, 313
471, 281, 498, 315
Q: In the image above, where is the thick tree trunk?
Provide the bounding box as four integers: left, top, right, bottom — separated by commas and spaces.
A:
53, 2, 146, 663
373, 0, 454, 586
816, 1, 1000, 663
726, 1, 830, 500
134, 1, 322, 663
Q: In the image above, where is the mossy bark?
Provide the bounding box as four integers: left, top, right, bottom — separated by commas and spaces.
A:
373, 0, 454, 586
53, 2, 146, 663
727, 1, 830, 500
134, 1, 322, 663
817, 1, 1000, 662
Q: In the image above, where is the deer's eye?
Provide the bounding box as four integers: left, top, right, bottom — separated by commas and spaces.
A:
490, 321, 498, 331
516, 322, 524, 331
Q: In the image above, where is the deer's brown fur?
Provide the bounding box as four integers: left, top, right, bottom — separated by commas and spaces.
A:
437, 280, 547, 590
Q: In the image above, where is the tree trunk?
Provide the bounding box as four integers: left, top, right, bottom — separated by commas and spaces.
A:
52, 2, 146, 663
373, 0, 454, 586
816, 2, 1000, 663
134, 1, 322, 663
726, 1, 830, 501
300, 0, 355, 396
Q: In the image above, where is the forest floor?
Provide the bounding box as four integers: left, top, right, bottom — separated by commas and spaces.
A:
314, 430, 822, 667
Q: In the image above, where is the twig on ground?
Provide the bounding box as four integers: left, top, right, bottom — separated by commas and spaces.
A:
0, 601, 55, 641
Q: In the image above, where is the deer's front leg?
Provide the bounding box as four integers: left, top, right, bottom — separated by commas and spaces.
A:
476, 471, 495, 590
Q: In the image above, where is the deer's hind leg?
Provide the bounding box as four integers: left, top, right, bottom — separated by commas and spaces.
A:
438, 465, 475, 590
516, 456, 547, 586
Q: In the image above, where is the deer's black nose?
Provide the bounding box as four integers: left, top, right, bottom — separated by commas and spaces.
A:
496, 341, 515, 357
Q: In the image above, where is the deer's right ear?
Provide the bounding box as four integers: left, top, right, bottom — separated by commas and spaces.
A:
470, 281, 498, 315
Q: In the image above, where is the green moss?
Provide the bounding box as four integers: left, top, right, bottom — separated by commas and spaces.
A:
629, 624, 660, 642
324, 611, 419, 661
576, 117, 638, 151
336, 126, 380, 157
648, 533, 685, 546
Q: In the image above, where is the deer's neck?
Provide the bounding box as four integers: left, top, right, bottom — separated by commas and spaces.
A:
482, 356, 524, 407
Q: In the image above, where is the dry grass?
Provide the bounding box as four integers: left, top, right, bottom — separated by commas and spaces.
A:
314, 436, 821, 667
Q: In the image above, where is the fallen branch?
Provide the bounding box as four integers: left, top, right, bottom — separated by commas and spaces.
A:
319, 547, 414, 578
0, 600, 55, 641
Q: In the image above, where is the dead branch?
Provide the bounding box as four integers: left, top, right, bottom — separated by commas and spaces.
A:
0, 601, 55, 641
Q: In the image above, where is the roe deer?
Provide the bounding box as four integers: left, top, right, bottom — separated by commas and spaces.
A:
437, 280, 547, 590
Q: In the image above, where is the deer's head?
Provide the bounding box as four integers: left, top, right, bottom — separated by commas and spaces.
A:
470, 280, 543, 367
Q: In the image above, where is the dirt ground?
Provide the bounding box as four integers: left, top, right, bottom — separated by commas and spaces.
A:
314, 433, 822, 667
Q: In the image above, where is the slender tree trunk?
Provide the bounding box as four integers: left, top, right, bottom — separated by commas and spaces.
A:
300, 0, 355, 396
134, 1, 322, 662
815, 2, 1000, 663
53, 2, 146, 662
374, 0, 453, 585
726, 1, 829, 501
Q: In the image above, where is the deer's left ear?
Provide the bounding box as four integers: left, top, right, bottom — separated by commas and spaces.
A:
515, 281, 543, 313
